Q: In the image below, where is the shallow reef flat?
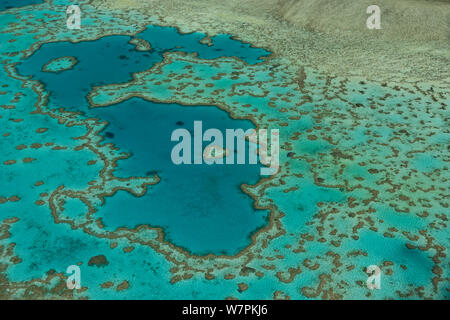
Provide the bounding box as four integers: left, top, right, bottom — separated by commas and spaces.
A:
0, 0, 448, 299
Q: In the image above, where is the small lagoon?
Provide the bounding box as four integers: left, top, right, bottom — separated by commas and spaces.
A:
91, 98, 267, 255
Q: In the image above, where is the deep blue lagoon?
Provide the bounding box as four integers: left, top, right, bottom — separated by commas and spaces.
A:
91, 98, 267, 255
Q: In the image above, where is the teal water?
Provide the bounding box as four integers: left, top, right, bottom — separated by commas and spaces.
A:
1, 1, 447, 300
17, 35, 164, 112
17, 25, 270, 113
91, 98, 267, 255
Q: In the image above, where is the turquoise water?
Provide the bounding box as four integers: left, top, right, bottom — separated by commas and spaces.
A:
0, 0, 43, 11
1, 1, 448, 300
